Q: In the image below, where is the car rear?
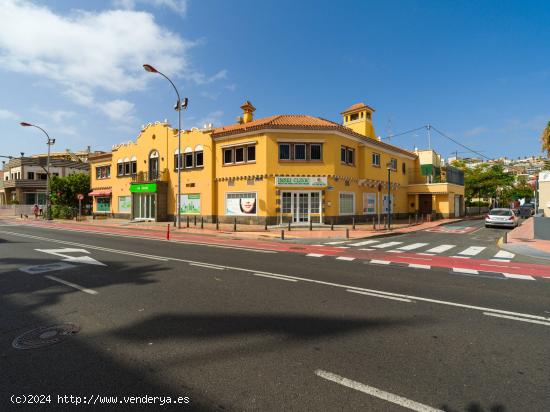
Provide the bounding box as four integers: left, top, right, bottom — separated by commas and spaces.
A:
485, 208, 517, 228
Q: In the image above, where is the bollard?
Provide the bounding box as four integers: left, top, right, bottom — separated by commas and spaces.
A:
503, 231, 508, 244
174, 217, 176, 227
288, 219, 291, 231
201, 217, 204, 229
186, 216, 189, 228
331, 219, 334, 231
383, 216, 387, 229
309, 219, 313, 231
345, 228, 349, 239
281, 229, 285, 240
216, 217, 219, 230
264, 220, 268, 231
373, 217, 376, 230
194, 215, 197, 226
352, 217, 355, 230
233, 217, 237, 232
415, 214, 418, 225
166, 224, 170, 240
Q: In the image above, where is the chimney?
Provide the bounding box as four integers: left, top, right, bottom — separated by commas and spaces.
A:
240, 101, 256, 124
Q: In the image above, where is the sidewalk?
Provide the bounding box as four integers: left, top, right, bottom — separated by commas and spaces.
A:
11, 215, 462, 241
501, 217, 550, 260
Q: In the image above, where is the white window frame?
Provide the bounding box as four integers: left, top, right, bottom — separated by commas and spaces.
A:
372, 153, 380, 167
339, 192, 355, 215
278, 143, 291, 160
363, 192, 376, 215
383, 194, 394, 213
294, 144, 306, 161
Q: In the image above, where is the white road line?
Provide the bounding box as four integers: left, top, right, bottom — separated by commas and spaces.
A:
347, 289, 414, 303
358, 248, 375, 251
493, 250, 515, 259
306, 253, 324, 257
348, 239, 380, 246
397, 243, 429, 251
189, 263, 225, 270
315, 370, 442, 412
387, 250, 403, 253
336, 256, 355, 261
409, 264, 431, 270
502, 273, 535, 280
452, 268, 479, 275
417, 252, 435, 256
2, 230, 548, 324
335, 246, 350, 249
370, 259, 391, 265
325, 241, 350, 245
252, 273, 298, 282
44, 275, 98, 295
372, 241, 403, 249
451, 256, 471, 259
483, 312, 550, 326
425, 244, 454, 254
489, 259, 511, 263
457, 246, 486, 256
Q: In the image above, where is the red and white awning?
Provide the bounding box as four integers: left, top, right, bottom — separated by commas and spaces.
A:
89, 189, 112, 197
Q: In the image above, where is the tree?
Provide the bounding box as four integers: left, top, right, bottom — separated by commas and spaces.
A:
541, 120, 550, 157
49, 173, 90, 208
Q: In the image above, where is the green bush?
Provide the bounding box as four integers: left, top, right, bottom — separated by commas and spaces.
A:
51, 205, 74, 219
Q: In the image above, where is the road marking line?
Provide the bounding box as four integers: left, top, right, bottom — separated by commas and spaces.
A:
189, 263, 225, 270
311, 244, 325, 247
335, 246, 350, 249
370, 259, 391, 265
315, 370, 442, 412
387, 250, 403, 253
489, 259, 511, 263
306, 253, 324, 257
483, 312, 550, 326
457, 246, 486, 256
336, 256, 355, 261
372, 241, 403, 249
358, 248, 375, 251
480, 263, 520, 269
451, 256, 470, 259
2, 230, 548, 323
252, 273, 298, 282
347, 289, 414, 303
493, 250, 515, 259
502, 273, 535, 280
325, 241, 350, 245
425, 244, 454, 254
348, 240, 380, 246
452, 268, 479, 274
407, 257, 433, 261
398, 243, 429, 251
409, 264, 431, 270
44, 275, 98, 295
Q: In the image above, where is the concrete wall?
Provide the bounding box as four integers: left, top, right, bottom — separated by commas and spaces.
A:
533, 216, 550, 240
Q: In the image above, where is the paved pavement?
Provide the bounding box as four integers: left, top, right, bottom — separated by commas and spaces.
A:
1, 220, 549, 411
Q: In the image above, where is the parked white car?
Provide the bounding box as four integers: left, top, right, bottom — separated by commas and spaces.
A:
485, 208, 519, 228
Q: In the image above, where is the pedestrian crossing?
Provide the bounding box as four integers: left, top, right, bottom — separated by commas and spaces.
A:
315, 239, 515, 261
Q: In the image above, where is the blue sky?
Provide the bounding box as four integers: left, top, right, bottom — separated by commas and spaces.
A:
1, 0, 549, 160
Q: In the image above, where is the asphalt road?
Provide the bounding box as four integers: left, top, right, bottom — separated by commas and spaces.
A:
1, 222, 549, 411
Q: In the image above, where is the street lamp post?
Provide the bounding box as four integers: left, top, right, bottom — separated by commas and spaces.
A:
143, 64, 187, 228
386, 161, 392, 230
20, 122, 55, 219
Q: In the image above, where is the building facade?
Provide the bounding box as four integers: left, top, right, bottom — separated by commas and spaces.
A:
0, 156, 89, 206
88, 102, 464, 224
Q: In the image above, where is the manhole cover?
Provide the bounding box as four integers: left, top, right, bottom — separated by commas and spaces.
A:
12, 324, 80, 350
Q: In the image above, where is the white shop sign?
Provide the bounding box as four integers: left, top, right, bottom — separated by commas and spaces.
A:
275, 176, 327, 187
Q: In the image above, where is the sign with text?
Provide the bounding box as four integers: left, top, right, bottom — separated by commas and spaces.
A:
130, 183, 157, 193
180, 194, 201, 214
275, 176, 327, 187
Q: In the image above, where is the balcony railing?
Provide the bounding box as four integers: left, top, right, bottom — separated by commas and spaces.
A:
131, 170, 169, 183
407, 166, 464, 186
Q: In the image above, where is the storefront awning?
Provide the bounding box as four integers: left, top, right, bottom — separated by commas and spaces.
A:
89, 189, 112, 197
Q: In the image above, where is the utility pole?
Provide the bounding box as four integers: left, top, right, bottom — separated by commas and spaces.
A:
427, 124, 432, 149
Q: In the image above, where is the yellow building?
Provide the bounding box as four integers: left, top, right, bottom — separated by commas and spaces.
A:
88, 102, 464, 224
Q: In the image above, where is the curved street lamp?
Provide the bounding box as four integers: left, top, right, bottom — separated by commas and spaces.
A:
20, 122, 55, 219
143, 64, 188, 228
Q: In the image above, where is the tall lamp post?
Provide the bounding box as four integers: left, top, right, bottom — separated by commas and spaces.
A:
386, 161, 393, 230
20, 122, 55, 219
143, 64, 188, 228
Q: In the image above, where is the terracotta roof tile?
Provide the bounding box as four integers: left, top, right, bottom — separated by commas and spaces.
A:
341, 102, 375, 114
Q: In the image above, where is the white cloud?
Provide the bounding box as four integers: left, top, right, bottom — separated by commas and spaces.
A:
225, 84, 237, 92
195, 110, 224, 128
0, 108, 19, 120
463, 126, 488, 137
33, 109, 76, 124
100, 99, 136, 123
0, 0, 223, 124
113, 0, 188, 15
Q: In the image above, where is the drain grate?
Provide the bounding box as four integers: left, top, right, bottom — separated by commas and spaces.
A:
12, 324, 80, 350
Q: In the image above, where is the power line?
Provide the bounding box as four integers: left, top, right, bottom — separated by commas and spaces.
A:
430, 126, 490, 160
381, 125, 427, 140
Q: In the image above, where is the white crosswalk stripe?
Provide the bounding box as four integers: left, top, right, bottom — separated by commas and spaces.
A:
493, 250, 515, 259
348, 239, 380, 246
425, 244, 455, 254
397, 242, 429, 251
324, 241, 350, 245
372, 241, 403, 249
458, 246, 486, 256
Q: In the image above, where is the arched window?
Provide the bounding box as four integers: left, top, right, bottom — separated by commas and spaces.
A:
117, 159, 124, 176
194, 145, 204, 167
130, 156, 137, 175
123, 157, 131, 175
149, 151, 159, 180
184, 147, 193, 168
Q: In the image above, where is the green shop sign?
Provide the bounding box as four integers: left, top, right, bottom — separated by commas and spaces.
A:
130, 183, 157, 193
275, 176, 327, 187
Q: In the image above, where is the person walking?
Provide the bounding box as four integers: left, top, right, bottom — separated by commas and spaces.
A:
33, 204, 39, 219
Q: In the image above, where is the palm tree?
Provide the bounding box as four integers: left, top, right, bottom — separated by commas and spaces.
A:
541, 120, 550, 157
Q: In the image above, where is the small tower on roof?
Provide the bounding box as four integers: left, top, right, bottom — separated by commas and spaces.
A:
240, 101, 256, 124
341, 102, 376, 139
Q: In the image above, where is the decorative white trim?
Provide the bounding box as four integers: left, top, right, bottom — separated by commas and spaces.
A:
220, 140, 257, 149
